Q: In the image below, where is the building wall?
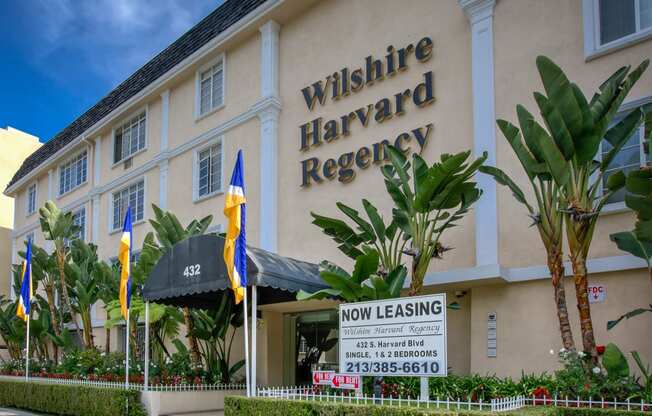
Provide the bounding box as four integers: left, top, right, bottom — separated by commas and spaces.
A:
4, 0, 652, 382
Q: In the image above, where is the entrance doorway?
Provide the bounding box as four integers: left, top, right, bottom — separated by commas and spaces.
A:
283, 309, 338, 385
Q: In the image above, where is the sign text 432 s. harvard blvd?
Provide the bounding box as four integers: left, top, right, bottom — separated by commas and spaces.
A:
339, 294, 447, 377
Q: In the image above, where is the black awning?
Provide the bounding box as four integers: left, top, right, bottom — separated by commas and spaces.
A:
142, 234, 326, 309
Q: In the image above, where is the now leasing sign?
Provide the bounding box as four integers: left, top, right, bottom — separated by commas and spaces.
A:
339, 294, 447, 377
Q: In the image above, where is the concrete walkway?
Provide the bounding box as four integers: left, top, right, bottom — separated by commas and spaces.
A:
0, 408, 47, 416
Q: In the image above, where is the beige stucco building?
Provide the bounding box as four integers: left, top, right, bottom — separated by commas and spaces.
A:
3, 0, 652, 384
0, 126, 41, 298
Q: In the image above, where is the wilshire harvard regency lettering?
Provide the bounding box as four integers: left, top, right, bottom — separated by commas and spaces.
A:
299, 36, 436, 187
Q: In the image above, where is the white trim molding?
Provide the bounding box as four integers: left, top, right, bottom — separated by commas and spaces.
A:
258, 20, 280, 253
459, 0, 498, 267
260, 20, 280, 99
93, 136, 102, 186
159, 159, 169, 209
423, 254, 647, 287
91, 194, 100, 244
160, 90, 170, 152
47, 169, 54, 200
583, 0, 652, 61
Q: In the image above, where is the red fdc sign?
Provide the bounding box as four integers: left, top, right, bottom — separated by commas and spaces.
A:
588, 285, 606, 303
312, 371, 361, 390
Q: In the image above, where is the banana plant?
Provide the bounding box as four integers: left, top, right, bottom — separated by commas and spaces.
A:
66, 239, 102, 349
311, 200, 406, 275
39, 201, 81, 340
189, 291, 245, 384
297, 250, 407, 302
510, 56, 649, 360
609, 113, 652, 330
312, 146, 485, 297
479, 120, 575, 349
381, 146, 485, 295
0, 296, 24, 360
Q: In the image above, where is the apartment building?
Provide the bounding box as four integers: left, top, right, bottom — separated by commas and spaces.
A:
4, 0, 652, 385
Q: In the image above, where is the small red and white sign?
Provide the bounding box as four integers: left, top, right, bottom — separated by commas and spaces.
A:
312, 370, 335, 386
588, 285, 606, 303
331, 374, 361, 390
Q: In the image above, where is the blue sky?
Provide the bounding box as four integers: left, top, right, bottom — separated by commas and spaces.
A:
0, 0, 221, 143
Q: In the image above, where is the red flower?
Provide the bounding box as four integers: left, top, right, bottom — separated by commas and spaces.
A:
596, 345, 606, 355
532, 386, 551, 405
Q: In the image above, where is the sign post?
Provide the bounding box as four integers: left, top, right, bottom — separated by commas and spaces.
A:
338, 294, 447, 399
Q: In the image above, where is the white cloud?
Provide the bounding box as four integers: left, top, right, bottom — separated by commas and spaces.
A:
26, 0, 219, 87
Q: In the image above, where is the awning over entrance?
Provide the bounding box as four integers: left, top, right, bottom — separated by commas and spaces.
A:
142, 234, 326, 309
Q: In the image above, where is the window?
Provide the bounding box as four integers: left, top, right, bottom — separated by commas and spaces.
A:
26, 184, 37, 215
25, 232, 34, 245
599, 0, 652, 45
72, 207, 86, 242
112, 180, 144, 231
601, 114, 648, 205
114, 112, 146, 164
196, 141, 223, 199
59, 151, 88, 195
197, 59, 224, 117
585, 0, 652, 57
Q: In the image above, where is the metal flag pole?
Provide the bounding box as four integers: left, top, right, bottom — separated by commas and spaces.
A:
25, 316, 30, 381
243, 288, 251, 397
251, 285, 257, 396
144, 301, 150, 391
125, 308, 130, 390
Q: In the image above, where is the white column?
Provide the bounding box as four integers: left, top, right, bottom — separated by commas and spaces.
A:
91, 195, 101, 244
10, 237, 17, 299
160, 90, 170, 152
259, 21, 279, 99
459, 0, 498, 266
159, 160, 169, 210
47, 169, 54, 200
258, 20, 280, 252
93, 136, 102, 186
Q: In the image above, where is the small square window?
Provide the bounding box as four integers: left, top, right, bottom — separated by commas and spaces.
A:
114, 112, 147, 164
26, 184, 37, 215
59, 151, 88, 195
197, 59, 224, 117
112, 180, 145, 232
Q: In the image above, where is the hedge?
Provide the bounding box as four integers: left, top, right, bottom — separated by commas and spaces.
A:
224, 397, 648, 416
0, 380, 146, 416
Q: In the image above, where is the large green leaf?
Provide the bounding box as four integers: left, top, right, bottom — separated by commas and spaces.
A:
534, 92, 575, 160
528, 119, 570, 186
602, 343, 630, 379
296, 288, 341, 301
609, 231, 652, 265
479, 166, 532, 212
362, 199, 386, 241
607, 306, 652, 330
386, 266, 407, 298
601, 109, 644, 171
337, 203, 376, 241
351, 250, 379, 284
497, 119, 544, 180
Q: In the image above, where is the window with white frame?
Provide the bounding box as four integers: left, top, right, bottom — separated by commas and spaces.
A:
112, 180, 145, 231
59, 151, 88, 195
26, 184, 37, 215
586, 0, 652, 55
601, 113, 648, 205
196, 140, 223, 199
72, 207, 86, 242
198, 59, 224, 117
114, 111, 146, 164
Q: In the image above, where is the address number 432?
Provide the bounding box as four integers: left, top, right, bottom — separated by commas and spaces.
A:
183, 264, 201, 278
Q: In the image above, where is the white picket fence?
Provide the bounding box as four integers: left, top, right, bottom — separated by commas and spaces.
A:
0, 374, 245, 392
256, 386, 652, 412
256, 386, 524, 412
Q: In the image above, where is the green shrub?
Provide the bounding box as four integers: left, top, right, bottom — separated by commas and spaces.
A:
0, 380, 145, 416
224, 397, 648, 416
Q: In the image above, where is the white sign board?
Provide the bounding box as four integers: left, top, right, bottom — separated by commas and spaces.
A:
339, 294, 447, 377
588, 285, 606, 303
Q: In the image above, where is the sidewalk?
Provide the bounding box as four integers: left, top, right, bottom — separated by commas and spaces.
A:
0, 409, 47, 416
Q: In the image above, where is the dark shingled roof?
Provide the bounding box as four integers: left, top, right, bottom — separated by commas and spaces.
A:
6, 0, 267, 192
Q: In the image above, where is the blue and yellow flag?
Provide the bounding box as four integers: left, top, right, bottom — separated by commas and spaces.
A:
223, 150, 247, 304
118, 207, 132, 319
16, 239, 32, 322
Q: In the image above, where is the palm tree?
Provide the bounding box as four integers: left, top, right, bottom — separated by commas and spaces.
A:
480, 118, 575, 349
39, 201, 81, 341
517, 56, 649, 360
